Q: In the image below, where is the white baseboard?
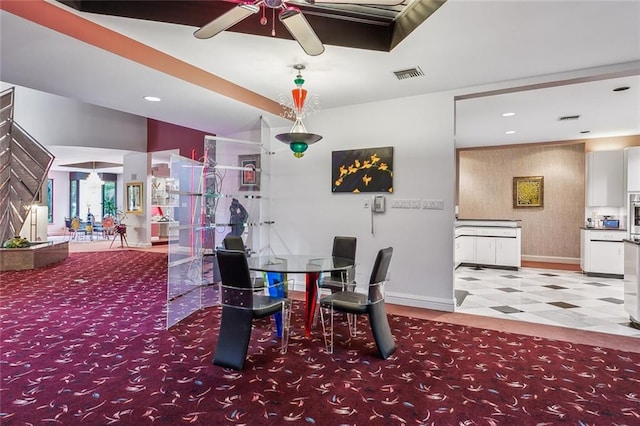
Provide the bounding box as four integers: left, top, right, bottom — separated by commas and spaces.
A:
521, 255, 580, 264
386, 291, 455, 312
288, 282, 456, 313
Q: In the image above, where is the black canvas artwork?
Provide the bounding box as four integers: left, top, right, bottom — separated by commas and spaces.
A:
331, 146, 393, 193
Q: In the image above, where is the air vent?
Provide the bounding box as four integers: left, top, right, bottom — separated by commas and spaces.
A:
558, 115, 581, 121
393, 67, 424, 80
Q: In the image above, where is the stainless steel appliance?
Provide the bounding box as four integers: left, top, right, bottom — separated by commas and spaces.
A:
631, 193, 640, 237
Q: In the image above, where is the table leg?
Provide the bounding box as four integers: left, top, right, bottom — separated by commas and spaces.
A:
305, 271, 319, 338
266, 272, 285, 337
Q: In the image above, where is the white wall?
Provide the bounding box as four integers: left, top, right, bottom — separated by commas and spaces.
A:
2, 84, 147, 152
47, 170, 70, 235
123, 152, 152, 247
268, 92, 456, 311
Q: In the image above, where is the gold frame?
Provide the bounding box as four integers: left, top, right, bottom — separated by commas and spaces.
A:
126, 181, 143, 214
513, 176, 544, 208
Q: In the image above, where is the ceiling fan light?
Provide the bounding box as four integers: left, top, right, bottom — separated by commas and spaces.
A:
280, 8, 325, 56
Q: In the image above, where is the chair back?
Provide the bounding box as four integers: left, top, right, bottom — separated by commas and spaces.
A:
64, 218, 72, 229
367, 247, 393, 304
102, 216, 115, 228
223, 235, 245, 251
71, 217, 81, 231
331, 236, 357, 280
216, 249, 253, 308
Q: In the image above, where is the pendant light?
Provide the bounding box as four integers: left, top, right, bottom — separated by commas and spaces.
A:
275, 65, 322, 158
86, 162, 104, 192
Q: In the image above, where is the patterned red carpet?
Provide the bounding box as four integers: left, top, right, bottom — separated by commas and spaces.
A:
1, 251, 639, 424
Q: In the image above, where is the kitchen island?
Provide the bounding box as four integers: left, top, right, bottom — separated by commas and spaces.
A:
455, 219, 521, 270
624, 238, 640, 328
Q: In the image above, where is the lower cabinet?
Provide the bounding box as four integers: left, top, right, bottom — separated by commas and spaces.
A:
455, 226, 521, 269
456, 235, 476, 264
475, 237, 495, 265
581, 229, 625, 276
496, 237, 519, 267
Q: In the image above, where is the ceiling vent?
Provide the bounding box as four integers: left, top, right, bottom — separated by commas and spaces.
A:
558, 114, 581, 121
393, 67, 424, 80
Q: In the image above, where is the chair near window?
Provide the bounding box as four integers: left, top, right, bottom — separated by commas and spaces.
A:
318, 247, 395, 359
213, 249, 291, 370
101, 216, 115, 238
69, 216, 85, 240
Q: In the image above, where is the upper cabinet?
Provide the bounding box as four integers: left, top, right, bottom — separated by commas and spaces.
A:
626, 146, 640, 192
586, 150, 624, 207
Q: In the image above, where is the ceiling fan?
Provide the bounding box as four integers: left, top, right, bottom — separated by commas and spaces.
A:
194, 0, 406, 56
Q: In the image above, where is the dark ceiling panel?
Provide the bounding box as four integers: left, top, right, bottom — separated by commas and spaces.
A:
56, 0, 434, 52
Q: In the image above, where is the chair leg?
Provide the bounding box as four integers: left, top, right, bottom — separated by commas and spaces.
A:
213, 306, 253, 370
280, 301, 291, 354
347, 313, 357, 337
319, 302, 334, 354
368, 302, 396, 360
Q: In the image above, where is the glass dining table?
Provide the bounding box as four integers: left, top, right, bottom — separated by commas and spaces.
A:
247, 255, 354, 337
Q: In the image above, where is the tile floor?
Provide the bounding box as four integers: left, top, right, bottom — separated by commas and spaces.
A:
455, 265, 640, 338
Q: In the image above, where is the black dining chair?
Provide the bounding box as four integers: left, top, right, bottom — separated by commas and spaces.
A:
213, 249, 291, 370
222, 235, 264, 289
313, 236, 357, 325
318, 247, 395, 359
222, 235, 245, 251
318, 236, 357, 293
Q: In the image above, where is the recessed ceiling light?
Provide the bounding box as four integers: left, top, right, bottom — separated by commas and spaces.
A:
144, 96, 161, 102
502, 112, 515, 117
505, 130, 516, 135
613, 86, 630, 92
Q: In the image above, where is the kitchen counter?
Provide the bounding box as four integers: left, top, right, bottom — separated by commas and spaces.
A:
581, 227, 627, 231
456, 219, 521, 228
624, 238, 640, 245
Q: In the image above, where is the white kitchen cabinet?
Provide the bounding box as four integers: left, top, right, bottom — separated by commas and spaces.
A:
586, 151, 624, 207
590, 241, 624, 275
580, 229, 625, 276
455, 235, 476, 266
475, 237, 496, 265
626, 146, 640, 192
455, 223, 521, 269
496, 237, 519, 267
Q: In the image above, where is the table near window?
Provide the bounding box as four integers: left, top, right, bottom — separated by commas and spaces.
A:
247, 255, 354, 337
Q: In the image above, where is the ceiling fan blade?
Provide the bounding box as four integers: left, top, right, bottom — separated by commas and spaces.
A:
280, 8, 325, 56
194, 3, 260, 39
303, 0, 405, 5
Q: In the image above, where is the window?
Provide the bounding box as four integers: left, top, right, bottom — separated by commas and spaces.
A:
69, 179, 79, 218
47, 178, 53, 223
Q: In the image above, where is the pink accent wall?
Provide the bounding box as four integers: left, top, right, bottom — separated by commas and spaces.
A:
147, 119, 208, 161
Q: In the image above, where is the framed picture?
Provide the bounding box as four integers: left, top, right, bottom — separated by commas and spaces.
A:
126, 181, 143, 214
239, 154, 260, 191
513, 176, 544, 208
331, 146, 394, 193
